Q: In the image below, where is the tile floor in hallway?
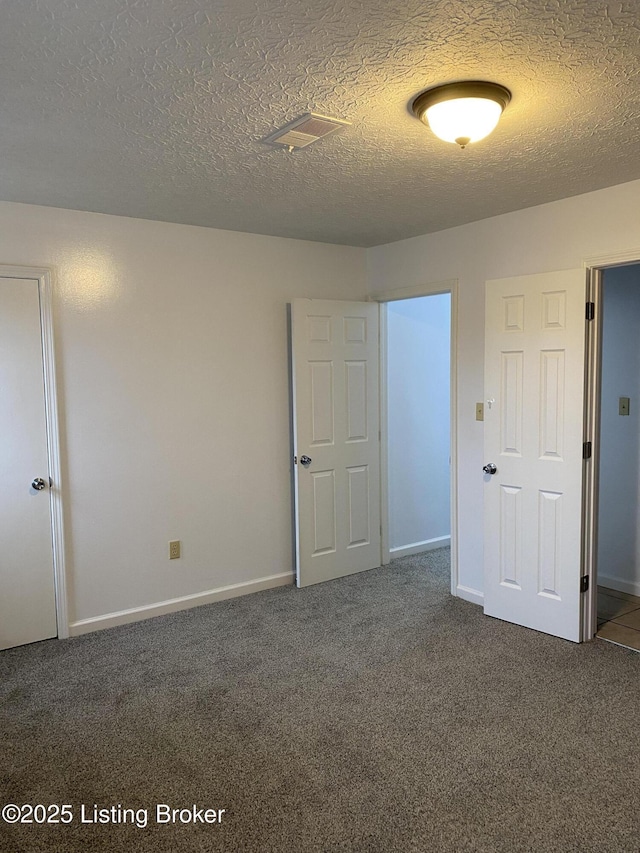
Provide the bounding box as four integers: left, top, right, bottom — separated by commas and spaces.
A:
597, 586, 640, 651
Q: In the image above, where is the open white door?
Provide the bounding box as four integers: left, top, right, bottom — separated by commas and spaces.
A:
483, 270, 587, 641
1, 276, 57, 649
291, 299, 381, 587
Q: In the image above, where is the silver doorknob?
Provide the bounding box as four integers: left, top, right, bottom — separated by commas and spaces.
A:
300, 455, 312, 468
31, 477, 47, 491
483, 463, 497, 475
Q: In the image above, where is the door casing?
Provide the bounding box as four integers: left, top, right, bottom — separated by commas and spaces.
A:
1, 265, 68, 640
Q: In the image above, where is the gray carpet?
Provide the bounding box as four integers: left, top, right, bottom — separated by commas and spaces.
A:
1, 548, 639, 853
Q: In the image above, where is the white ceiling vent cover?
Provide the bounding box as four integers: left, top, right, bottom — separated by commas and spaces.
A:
263, 113, 351, 150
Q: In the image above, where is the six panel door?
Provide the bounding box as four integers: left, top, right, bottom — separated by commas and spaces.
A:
483, 270, 587, 641
291, 299, 381, 587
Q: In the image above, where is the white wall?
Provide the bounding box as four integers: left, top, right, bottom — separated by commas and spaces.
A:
0, 201, 366, 631
597, 264, 640, 596
7, 176, 640, 628
367, 177, 640, 600
387, 295, 450, 555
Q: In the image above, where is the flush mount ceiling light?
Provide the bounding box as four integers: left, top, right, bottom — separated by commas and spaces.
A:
411, 81, 511, 148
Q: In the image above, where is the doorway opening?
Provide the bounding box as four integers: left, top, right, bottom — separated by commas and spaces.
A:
590, 262, 640, 650
378, 284, 457, 595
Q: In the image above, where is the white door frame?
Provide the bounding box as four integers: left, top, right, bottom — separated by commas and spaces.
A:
372, 280, 459, 597
1, 264, 68, 640
581, 248, 640, 642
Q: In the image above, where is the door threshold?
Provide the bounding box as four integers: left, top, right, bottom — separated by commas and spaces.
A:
596, 634, 640, 654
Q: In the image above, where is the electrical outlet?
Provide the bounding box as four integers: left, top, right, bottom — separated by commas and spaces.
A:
619, 397, 630, 416
476, 402, 484, 421
169, 540, 181, 560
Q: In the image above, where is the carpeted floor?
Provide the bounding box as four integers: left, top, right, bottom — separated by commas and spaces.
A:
1, 548, 639, 852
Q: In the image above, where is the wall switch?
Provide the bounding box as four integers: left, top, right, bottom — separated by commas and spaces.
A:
619, 397, 630, 416
169, 540, 181, 560
476, 402, 484, 421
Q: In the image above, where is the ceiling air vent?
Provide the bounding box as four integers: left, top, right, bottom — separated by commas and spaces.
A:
262, 113, 350, 151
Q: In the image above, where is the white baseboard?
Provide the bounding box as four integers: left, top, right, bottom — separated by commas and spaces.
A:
390, 535, 451, 560
68, 572, 295, 637
597, 573, 640, 598
455, 584, 484, 606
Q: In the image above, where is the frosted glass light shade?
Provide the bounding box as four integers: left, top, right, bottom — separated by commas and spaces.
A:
425, 97, 503, 146
412, 81, 511, 148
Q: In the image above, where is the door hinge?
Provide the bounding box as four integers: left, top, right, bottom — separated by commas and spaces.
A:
582, 441, 592, 459
586, 302, 595, 321
580, 575, 589, 593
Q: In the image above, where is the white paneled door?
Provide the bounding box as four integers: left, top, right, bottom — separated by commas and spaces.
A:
292, 299, 381, 587
483, 270, 587, 642
0, 277, 57, 650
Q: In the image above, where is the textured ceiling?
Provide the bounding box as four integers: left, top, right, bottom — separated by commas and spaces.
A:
0, 0, 639, 246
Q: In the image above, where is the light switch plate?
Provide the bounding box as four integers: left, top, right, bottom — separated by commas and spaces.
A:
476, 402, 484, 421
619, 397, 630, 416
